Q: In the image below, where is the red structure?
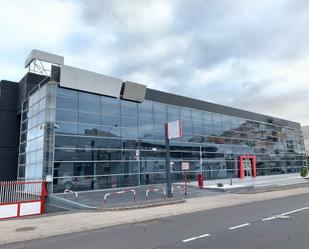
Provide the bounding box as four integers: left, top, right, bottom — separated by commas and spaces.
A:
239, 155, 256, 179
0, 180, 47, 220
197, 174, 203, 189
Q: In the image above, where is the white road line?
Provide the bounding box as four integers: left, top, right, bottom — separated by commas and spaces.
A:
262, 216, 276, 221
229, 223, 250, 230
281, 207, 309, 216
262, 207, 309, 221
182, 234, 210, 243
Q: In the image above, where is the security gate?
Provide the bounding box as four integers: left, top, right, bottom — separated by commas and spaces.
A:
0, 180, 48, 220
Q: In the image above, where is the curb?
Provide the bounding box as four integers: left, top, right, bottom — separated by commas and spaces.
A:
48, 195, 98, 210
101, 199, 186, 211
203, 185, 254, 193
238, 182, 309, 194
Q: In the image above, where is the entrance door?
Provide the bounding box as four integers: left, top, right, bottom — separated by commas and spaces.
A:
239, 155, 256, 179
243, 159, 252, 177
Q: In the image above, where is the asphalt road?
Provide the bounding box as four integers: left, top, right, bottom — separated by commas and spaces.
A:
5, 193, 309, 249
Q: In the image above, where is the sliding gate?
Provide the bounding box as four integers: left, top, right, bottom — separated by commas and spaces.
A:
0, 180, 48, 220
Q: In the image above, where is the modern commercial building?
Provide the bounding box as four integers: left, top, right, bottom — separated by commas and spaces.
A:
0, 50, 306, 193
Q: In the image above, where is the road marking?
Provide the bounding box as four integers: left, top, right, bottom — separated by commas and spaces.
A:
281, 207, 309, 216
275, 215, 289, 219
262, 207, 309, 222
182, 234, 210, 243
229, 223, 250, 230
262, 216, 276, 221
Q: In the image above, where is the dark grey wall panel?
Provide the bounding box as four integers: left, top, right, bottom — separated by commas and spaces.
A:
0, 80, 19, 180
0, 150, 18, 181
17, 73, 50, 112
145, 88, 300, 129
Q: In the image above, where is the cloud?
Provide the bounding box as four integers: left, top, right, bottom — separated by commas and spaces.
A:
1, 0, 309, 125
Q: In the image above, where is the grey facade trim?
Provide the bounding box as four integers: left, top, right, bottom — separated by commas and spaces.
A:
25, 49, 64, 68
145, 88, 300, 129
121, 81, 147, 102
60, 65, 123, 98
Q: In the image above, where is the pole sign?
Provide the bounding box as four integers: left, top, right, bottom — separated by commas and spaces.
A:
182, 162, 190, 170
166, 120, 182, 140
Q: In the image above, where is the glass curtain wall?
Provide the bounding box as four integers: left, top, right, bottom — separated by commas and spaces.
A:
52, 87, 306, 193
17, 82, 57, 181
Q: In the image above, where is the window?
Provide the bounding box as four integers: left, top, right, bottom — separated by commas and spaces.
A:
167, 105, 180, 122
121, 100, 137, 118
79, 112, 100, 125
57, 87, 78, 98
121, 117, 138, 128
55, 122, 78, 135
56, 96, 78, 110
153, 102, 167, 122
79, 99, 100, 113
78, 124, 101, 136
56, 110, 78, 123
101, 115, 120, 127
101, 96, 120, 116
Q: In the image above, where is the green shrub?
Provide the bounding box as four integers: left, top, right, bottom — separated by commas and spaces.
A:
217, 182, 224, 187
300, 167, 308, 177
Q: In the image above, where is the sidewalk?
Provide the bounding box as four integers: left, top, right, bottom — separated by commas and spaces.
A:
52, 174, 306, 209
187, 173, 307, 188
2, 184, 309, 245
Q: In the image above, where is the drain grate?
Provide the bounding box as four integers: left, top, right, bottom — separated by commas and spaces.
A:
16, 226, 37, 232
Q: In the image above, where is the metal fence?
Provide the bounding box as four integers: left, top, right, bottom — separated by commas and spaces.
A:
0, 180, 44, 204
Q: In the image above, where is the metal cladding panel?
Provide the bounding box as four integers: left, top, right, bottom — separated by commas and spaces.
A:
25, 50, 64, 68
145, 88, 301, 129
60, 65, 123, 98
122, 81, 146, 102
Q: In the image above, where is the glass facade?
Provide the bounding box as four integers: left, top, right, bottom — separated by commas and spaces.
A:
18, 84, 307, 193
17, 83, 57, 182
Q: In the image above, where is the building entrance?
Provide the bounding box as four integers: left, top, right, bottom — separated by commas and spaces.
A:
239, 155, 257, 179
243, 159, 252, 177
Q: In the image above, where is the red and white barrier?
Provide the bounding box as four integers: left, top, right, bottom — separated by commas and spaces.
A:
171, 185, 186, 194
145, 187, 166, 200
104, 189, 136, 204
64, 189, 78, 202
0, 180, 47, 220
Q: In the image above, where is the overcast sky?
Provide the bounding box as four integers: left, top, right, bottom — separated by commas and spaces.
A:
1, 0, 309, 125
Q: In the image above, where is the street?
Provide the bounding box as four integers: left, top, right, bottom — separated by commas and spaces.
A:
4, 193, 309, 249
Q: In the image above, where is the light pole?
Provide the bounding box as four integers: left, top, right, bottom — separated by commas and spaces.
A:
165, 123, 173, 198
165, 120, 182, 198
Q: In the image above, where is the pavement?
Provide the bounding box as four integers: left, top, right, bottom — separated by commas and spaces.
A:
2, 183, 309, 245
54, 184, 223, 209
51, 173, 307, 210
4, 191, 309, 249
187, 173, 308, 189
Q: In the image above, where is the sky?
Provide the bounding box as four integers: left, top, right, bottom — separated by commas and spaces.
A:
0, 0, 309, 125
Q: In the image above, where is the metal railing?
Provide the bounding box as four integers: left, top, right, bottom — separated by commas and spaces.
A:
103, 189, 136, 204
64, 189, 79, 202
0, 180, 44, 204
145, 187, 166, 200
